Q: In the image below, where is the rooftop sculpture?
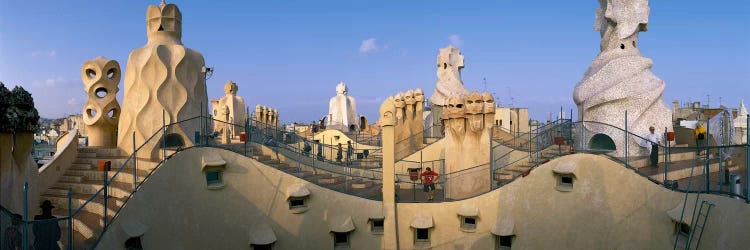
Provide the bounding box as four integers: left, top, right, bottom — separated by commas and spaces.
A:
573, 0, 672, 156
442, 91, 495, 199
429, 46, 469, 107
117, 1, 208, 158
213, 80, 247, 140
81, 57, 121, 147
327, 82, 359, 131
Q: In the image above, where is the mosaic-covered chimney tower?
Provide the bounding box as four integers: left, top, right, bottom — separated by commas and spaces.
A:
117, 1, 208, 158
573, 0, 672, 156
82, 57, 121, 147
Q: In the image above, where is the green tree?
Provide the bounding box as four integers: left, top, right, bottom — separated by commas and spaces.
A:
0, 82, 12, 133
1, 84, 40, 133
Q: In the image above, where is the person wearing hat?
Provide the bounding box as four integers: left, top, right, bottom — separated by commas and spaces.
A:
32, 200, 61, 250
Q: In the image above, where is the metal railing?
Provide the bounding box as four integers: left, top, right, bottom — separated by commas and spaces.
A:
4, 111, 747, 248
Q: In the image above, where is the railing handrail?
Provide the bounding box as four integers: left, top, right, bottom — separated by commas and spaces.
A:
14, 114, 747, 246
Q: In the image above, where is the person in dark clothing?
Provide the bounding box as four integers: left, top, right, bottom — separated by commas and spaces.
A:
3, 213, 22, 250
33, 200, 61, 250
644, 126, 663, 167
336, 143, 343, 162
303, 141, 312, 156
346, 141, 354, 166
316, 141, 324, 160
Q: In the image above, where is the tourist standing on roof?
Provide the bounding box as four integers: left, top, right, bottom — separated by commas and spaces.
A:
420, 167, 440, 201
643, 126, 663, 167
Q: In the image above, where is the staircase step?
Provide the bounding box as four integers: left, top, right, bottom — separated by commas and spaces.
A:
77, 148, 97, 153
45, 187, 71, 196
318, 176, 346, 185
59, 175, 86, 183
351, 180, 374, 189
493, 172, 513, 181
41, 193, 123, 218
77, 152, 97, 158
51, 181, 132, 198
68, 168, 147, 183
293, 171, 315, 178
505, 166, 532, 173
70, 163, 93, 170
52, 209, 111, 240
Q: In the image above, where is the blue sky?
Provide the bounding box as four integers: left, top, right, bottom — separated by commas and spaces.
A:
1, 0, 748, 123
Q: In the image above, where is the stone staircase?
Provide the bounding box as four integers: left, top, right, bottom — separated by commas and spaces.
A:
39, 147, 157, 249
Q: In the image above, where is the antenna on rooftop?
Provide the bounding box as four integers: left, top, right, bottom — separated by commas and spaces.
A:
507, 86, 514, 108
482, 77, 487, 92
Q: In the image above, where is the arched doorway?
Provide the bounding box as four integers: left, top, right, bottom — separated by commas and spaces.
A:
360, 116, 368, 131
589, 133, 616, 151
162, 133, 185, 148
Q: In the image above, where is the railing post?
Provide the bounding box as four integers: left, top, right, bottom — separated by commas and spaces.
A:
529, 126, 532, 160
746, 115, 749, 203
133, 132, 137, 190
68, 188, 73, 250
200, 104, 204, 146
22, 182, 28, 250
719, 117, 724, 191
625, 110, 629, 166
162, 110, 167, 161
297, 142, 301, 172
536, 124, 540, 168
580, 111, 585, 151
490, 137, 495, 190
705, 118, 710, 192
103, 164, 108, 227
668, 127, 669, 185
442, 159, 447, 201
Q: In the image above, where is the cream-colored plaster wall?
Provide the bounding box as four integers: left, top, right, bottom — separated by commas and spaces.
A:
307, 129, 381, 162
97, 147, 384, 250
399, 138, 443, 163
394, 153, 750, 250
494, 108, 530, 134
0, 133, 41, 214
98, 148, 750, 250
313, 129, 380, 150
37, 131, 79, 196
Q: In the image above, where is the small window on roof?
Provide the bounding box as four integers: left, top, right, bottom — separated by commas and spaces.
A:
333, 232, 350, 249
556, 174, 574, 192
206, 171, 221, 185
287, 186, 311, 213
124, 236, 142, 249
289, 198, 306, 209
202, 153, 226, 190
415, 228, 429, 242
496, 235, 512, 250
371, 219, 384, 233
461, 216, 477, 232
673, 222, 690, 247
252, 243, 273, 250
678, 223, 690, 236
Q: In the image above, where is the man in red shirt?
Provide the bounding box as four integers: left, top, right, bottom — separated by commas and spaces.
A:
420, 167, 440, 201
